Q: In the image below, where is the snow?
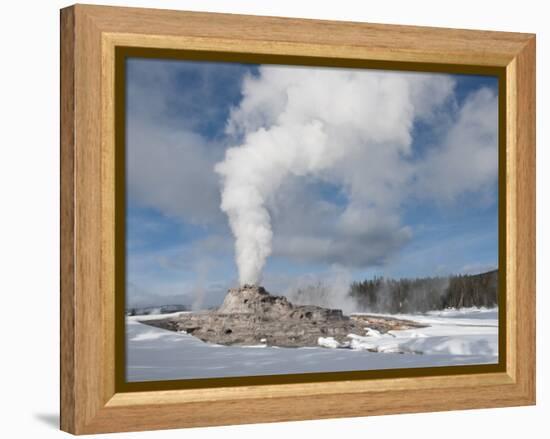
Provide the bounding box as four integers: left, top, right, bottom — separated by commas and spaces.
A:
126, 308, 498, 382
340, 307, 499, 356
318, 337, 343, 349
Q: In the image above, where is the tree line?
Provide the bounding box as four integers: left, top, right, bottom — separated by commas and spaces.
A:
349, 270, 498, 314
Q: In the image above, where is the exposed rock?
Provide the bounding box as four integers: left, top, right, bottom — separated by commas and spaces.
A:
141, 285, 426, 348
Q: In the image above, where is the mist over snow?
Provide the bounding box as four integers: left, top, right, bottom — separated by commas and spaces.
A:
282, 265, 358, 313
125, 59, 499, 308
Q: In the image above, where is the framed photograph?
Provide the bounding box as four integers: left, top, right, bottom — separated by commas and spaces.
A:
60, 4, 536, 434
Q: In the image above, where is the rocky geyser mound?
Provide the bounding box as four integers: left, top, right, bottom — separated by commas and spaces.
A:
141, 285, 425, 348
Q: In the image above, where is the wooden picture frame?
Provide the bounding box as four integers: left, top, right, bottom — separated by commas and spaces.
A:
60, 4, 536, 434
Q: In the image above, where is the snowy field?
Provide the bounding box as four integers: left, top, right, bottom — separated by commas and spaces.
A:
126, 308, 498, 382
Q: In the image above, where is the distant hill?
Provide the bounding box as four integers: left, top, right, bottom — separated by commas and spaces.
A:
349, 270, 498, 314
126, 304, 189, 316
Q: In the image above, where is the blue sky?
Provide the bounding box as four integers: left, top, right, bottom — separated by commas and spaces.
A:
125, 58, 499, 308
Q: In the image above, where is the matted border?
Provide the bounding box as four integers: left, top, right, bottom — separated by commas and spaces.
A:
61, 4, 535, 434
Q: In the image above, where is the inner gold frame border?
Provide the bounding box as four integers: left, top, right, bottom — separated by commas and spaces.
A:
114, 47, 507, 392
60, 4, 536, 434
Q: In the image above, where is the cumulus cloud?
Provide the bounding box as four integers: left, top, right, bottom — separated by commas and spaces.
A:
413, 87, 498, 202
127, 58, 248, 135
268, 175, 412, 267
127, 123, 224, 225
125, 58, 252, 226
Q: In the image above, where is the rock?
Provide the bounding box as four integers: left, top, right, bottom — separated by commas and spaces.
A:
141, 285, 426, 348
217, 284, 293, 316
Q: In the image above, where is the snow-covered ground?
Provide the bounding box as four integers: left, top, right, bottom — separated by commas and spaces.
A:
323, 308, 498, 356
126, 308, 498, 382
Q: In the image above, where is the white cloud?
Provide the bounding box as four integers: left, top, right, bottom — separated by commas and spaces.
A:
125, 58, 248, 227
127, 58, 248, 133
413, 87, 498, 202
268, 174, 412, 267
127, 123, 224, 225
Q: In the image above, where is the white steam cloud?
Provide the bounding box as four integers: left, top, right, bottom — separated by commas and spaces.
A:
215, 65, 494, 286
214, 121, 330, 284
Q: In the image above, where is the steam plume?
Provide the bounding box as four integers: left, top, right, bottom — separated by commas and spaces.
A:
215, 66, 456, 285
215, 121, 330, 284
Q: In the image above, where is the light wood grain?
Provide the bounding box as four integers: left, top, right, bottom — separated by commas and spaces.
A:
513, 36, 536, 398
60, 4, 536, 434
60, 6, 75, 433
505, 57, 518, 381
85, 4, 531, 66
74, 5, 104, 431
106, 372, 514, 407
101, 26, 117, 409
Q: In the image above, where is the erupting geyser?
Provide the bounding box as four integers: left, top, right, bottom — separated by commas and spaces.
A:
214, 67, 460, 286
214, 121, 331, 285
